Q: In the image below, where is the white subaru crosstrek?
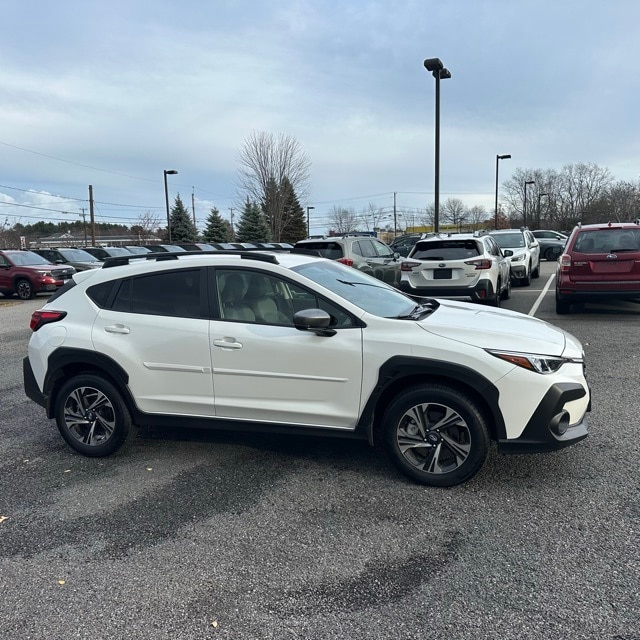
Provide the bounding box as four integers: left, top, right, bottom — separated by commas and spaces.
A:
23, 250, 590, 487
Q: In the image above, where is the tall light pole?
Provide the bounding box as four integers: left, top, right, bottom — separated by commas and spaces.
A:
424, 58, 451, 233
163, 169, 178, 243
523, 180, 535, 227
537, 192, 548, 228
306, 206, 314, 238
494, 154, 511, 229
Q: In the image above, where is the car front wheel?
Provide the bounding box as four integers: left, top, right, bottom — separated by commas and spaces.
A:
54, 374, 136, 457
382, 384, 490, 487
16, 278, 35, 300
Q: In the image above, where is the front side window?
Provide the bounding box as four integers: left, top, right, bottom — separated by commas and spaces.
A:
214, 269, 355, 328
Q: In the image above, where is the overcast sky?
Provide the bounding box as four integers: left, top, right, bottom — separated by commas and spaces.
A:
1, 0, 638, 235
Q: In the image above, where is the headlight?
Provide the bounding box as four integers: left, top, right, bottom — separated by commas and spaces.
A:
36, 270, 53, 277
487, 350, 583, 374
510, 254, 525, 263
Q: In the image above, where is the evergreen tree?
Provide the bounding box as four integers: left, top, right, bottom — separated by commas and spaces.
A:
280, 177, 307, 242
203, 207, 233, 243
169, 193, 198, 242
235, 198, 270, 242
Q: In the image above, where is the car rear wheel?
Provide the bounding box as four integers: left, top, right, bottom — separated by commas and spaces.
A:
382, 384, 490, 487
16, 278, 35, 300
54, 374, 136, 457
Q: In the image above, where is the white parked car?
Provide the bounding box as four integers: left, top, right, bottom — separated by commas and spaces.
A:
489, 228, 541, 286
400, 233, 512, 306
23, 250, 590, 487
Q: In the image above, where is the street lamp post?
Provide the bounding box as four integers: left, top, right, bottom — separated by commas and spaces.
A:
306, 206, 314, 238
163, 169, 178, 243
494, 154, 511, 229
523, 180, 535, 227
537, 192, 548, 228
424, 58, 451, 233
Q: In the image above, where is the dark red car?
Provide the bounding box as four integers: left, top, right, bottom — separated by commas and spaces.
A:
556, 221, 640, 313
0, 250, 76, 300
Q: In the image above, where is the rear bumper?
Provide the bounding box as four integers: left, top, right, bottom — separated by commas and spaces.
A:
556, 285, 640, 302
23, 357, 47, 409
399, 279, 496, 301
498, 382, 590, 453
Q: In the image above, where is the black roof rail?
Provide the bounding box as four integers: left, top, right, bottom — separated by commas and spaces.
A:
102, 250, 279, 269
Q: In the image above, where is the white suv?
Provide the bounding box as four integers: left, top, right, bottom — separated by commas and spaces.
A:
23, 250, 590, 487
400, 233, 512, 306
489, 228, 541, 286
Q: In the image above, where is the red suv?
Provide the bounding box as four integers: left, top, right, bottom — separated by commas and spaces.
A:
0, 250, 76, 300
556, 221, 640, 313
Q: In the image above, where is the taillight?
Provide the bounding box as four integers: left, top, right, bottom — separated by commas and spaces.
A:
338, 258, 354, 267
30, 310, 67, 331
401, 261, 421, 272
464, 258, 492, 270
559, 254, 571, 271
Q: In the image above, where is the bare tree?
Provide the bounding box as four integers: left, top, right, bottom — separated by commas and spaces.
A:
467, 205, 488, 230
328, 206, 359, 235
442, 198, 467, 230
421, 203, 436, 231
135, 210, 161, 241
360, 203, 387, 232
237, 131, 311, 241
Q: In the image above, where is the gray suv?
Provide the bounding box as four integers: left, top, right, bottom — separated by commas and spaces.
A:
293, 235, 402, 287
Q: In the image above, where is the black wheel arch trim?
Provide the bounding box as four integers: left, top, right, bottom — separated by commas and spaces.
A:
356, 355, 505, 445
43, 347, 132, 418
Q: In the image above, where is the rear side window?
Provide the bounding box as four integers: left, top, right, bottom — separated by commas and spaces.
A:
111, 269, 203, 318
411, 240, 481, 260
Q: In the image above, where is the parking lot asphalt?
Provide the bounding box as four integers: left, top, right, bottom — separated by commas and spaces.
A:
1, 263, 638, 640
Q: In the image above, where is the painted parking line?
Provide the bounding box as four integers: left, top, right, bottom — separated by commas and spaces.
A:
528, 273, 556, 316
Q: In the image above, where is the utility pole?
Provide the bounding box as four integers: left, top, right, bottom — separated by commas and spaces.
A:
79, 208, 88, 246
88, 185, 96, 246
191, 187, 196, 228
393, 192, 397, 237
229, 208, 235, 240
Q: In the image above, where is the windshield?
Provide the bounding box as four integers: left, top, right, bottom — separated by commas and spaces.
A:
292, 260, 417, 318
59, 248, 100, 262
7, 251, 50, 266
492, 233, 525, 249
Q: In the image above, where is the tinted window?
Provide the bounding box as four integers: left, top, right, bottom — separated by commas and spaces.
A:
411, 240, 481, 260
87, 281, 114, 308
112, 269, 202, 318
295, 242, 344, 260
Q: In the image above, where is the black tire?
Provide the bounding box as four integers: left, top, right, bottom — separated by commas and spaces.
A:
382, 384, 490, 487
16, 278, 35, 300
500, 276, 512, 300
487, 281, 501, 307
54, 374, 136, 457
545, 247, 560, 261
556, 296, 571, 314
532, 262, 540, 279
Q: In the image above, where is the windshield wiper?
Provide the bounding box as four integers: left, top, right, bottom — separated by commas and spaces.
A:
337, 279, 386, 289
397, 299, 439, 319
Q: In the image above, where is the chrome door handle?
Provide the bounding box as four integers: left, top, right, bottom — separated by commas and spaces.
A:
105, 324, 130, 334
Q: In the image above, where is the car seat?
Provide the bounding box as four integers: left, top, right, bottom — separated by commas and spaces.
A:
245, 275, 290, 324
220, 273, 255, 321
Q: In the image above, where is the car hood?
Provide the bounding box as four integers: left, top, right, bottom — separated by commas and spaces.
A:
418, 299, 579, 357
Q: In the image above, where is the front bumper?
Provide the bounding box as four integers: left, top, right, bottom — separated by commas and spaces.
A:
498, 382, 589, 453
